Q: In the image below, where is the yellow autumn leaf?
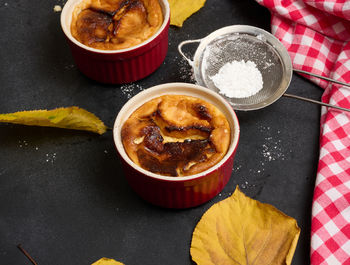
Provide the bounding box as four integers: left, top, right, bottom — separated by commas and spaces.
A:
191, 187, 300, 265
91, 257, 124, 265
0, 107, 107, 135
168, 0, 206, 27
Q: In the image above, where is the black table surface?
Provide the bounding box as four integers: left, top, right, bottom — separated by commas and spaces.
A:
0, 0, 321, 264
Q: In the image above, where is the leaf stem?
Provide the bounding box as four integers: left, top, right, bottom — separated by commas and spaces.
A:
17, 244, 38, 265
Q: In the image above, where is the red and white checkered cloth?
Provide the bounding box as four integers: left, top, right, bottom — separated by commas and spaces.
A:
255, 0, 350, 264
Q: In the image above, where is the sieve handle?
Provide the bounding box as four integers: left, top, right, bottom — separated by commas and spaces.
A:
294, 69, 350, 88
283, 93, 350, 113
178, 39, 202, 66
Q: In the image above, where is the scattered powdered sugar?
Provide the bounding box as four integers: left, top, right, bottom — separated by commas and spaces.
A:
120, 83, 144, 99
18, 140, 29, 148
201, 37, 228, 73
256, 34, 266, 41
171, 55, 195, 82
259, 125, 292, 162
64, 64, 75, 70
53, 5, 62, 12
53, 0, 66, 12
210, 60, 263, 98
45, 153, 57, 163
178, 57, 195, 82
263, 61, 274, 70
240, 181, 257, 189
18, 140, 39, 151
16, 139, 59, 163
234, 126, 293, 190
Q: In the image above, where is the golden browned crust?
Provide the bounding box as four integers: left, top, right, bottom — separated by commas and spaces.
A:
71, 0, 163, 50
121, 95, 231, 177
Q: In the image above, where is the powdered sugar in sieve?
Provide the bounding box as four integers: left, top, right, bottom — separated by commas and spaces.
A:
179, 25, 350, 112
199, 32, 284, 108
210, 59, 263, 98
178, 26, 291, 111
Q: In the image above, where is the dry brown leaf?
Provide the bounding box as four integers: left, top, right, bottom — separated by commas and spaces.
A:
168, 0, 206, 27
91, 257, 124, 265
191, 187, 300, 265
0, 107, 107, 135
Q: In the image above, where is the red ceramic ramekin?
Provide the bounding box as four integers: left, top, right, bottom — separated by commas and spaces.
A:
60, 0, 170, 84
113, 83, 240, 208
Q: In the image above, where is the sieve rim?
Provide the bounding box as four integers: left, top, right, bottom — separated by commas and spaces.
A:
189, 25, 293, 111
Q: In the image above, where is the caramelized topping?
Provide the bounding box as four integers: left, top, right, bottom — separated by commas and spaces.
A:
142, 125, 164, 153
194, 103, 212, 120
138, 139, 211, 176
121, 95, 231, 177
76, 9, 113, 44
71, 0, 163, 50
165, 125, 212, 134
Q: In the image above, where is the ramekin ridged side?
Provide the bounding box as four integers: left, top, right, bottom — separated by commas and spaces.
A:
119, 152, 236, 208
113, 83, 240, 209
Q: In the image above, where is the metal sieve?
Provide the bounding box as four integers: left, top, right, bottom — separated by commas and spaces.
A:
178, 25, 350, 112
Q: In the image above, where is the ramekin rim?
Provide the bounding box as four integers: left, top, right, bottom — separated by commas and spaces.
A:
60, 0, 170, 54
113, 82, 240, 182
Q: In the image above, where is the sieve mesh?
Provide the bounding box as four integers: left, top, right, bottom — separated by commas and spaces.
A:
196, 31, 289, 110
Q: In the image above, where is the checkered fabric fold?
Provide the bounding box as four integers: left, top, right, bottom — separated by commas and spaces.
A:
255, 0, 350, 264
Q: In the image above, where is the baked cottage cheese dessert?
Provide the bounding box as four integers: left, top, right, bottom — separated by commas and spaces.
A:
121, 95, 231, 177
70, 0, 163, 50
